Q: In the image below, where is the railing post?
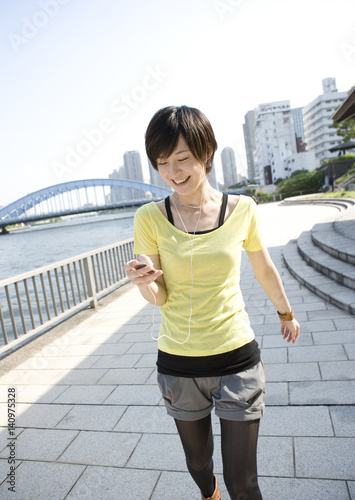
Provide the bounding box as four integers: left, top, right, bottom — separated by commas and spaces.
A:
83, 256, 98, 308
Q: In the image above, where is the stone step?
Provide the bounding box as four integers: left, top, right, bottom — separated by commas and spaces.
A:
281, 197, 355, 211
282, 239, 355, 315
333, 205, 355, 241
298, 231, 355, 290
311, 212, 355, 266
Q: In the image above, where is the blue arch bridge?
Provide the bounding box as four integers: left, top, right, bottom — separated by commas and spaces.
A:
0, 179, 172, 233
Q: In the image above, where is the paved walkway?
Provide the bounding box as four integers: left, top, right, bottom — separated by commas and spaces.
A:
0, 202, 354, 500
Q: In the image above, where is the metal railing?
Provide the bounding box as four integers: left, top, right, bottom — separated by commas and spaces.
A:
0, 238, 134, 351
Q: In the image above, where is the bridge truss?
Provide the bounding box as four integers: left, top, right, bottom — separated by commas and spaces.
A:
0, 179, 172, 229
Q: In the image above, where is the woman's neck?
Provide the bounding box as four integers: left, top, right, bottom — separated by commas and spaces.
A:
172, 182, 217, 209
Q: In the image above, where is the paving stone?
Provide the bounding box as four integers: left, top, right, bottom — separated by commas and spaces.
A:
0, 403, 72, 429
258, 437, 294, 477
345, 344, 355, 360
120, 332, 158, 343
295, 437, 355, 480
260, 348, 287, 364
330, 406, 355, 437
0, 428, 24, 455
297, 319, 337, 333
56, 405, 126, 431
59, 431, 141, 467
0, 384, 69, 404
152, 471, 229, 500
259, 406, 333, 436
262, 333, 313, 348
91, 354, 142, 368
319, 360, 355, 380
0, 458, 21, 485
290, 381, 355, 405
34, 344, 103, 357
348, 481, 355, 500
54, 385, 116, 405
127, 433, 186, 471
104, 385, 162, 405
307, 308, 351, 320
146, 369, 159, 384
288, 344, 347, 363
0, 461, 84, 500
258, 477, 350, 500
134, 353, 157, 368
313, 330, 355, 345
66, 466, 160, 500
126, 342, 158, 354
264, 382, 289, 405
114, 405, 176, 434
97, 367, 154, 385
292, 302, 329, 312
0, 428, 78, 461
0, 369, 107, 386
264, 362, 320, 382
333, 318, 355, 330
15, 355, 101, 370
90, 343, 140, 356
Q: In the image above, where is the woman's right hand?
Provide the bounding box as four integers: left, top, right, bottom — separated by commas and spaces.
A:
124, 254, 163, 287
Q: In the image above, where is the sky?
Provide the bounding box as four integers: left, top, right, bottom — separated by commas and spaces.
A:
1, 0, 354, 207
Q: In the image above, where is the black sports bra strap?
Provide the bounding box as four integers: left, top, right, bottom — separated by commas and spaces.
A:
165, 196, 174, 225
218, 192, 228, 227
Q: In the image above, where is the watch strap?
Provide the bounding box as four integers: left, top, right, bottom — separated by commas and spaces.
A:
277, 308, 294, 321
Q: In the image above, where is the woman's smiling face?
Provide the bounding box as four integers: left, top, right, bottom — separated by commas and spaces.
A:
157, 135, 206, 194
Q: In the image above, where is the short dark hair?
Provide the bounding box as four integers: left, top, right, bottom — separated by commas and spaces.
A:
145, 106, 217, 174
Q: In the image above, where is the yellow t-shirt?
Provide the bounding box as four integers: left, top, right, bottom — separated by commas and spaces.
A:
133, 195, 264, 357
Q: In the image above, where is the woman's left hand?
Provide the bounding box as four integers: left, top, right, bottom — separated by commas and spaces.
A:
280, 318, 300, 344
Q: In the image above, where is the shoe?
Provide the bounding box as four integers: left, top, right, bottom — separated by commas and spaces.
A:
201, 475, 221, 500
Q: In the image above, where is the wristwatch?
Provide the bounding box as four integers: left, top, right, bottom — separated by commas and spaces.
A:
277, 308, 294, 321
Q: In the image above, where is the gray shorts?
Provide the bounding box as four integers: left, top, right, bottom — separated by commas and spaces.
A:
157, 360, 265, 422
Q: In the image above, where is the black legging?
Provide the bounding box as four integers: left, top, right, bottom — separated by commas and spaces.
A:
174, 415, 262, 499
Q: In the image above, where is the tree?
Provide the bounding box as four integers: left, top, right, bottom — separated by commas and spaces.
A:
276, 170, 324, 197
331, 119, 355, 142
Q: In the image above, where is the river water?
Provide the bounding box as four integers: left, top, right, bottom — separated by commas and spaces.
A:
0, 210, 137, 281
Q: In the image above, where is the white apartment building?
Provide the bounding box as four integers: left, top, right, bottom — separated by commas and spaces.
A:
302, 78, 348, 166
254, 101, 298, 184
221, 147, 238, 187
285, 150, 317, 174
243, 110, 259, 182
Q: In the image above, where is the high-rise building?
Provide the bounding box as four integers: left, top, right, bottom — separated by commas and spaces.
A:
221, 147, 238, 188
302, 78, 348, 166
254, 101, 298, 184
122, 150, 143, 200
123, 151, 143, 182
148, 160, 170, 190
207, 162, 219, 190
108, 168, 122, 203
243, 110, 258, 182
291, 107, 306, 152
109, 151, 144, 202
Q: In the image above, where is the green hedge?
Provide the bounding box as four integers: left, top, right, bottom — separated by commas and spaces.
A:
276, 169, 324, 197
